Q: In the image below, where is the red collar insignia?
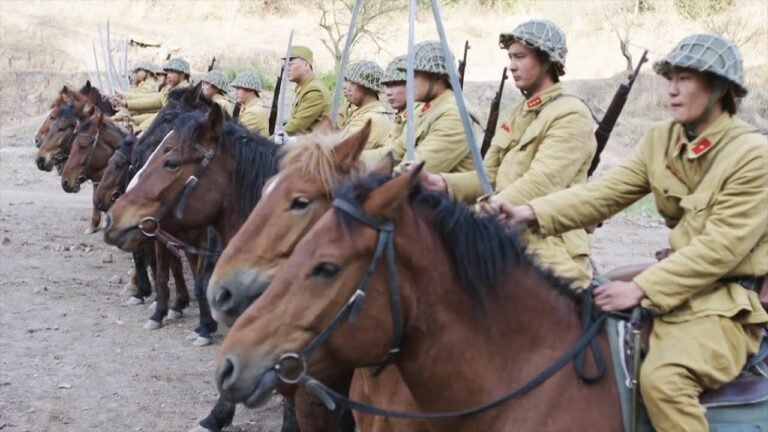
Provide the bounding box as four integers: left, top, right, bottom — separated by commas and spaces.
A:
526, 96, 542, 109
501, 123, 510, 133
691, 138, 712, 155
420, 103, 431, 113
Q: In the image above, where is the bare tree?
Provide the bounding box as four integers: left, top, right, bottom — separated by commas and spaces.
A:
603, 0, 648, 72
316, 0, 404, 71
701, 0, 766, 47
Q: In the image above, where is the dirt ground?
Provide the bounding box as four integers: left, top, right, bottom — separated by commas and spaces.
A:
0, 115, 670, 432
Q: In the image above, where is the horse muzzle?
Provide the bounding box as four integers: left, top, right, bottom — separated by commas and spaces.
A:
208, 269, 271, 326
216, 354, 279, 407
61, 178, 81, 193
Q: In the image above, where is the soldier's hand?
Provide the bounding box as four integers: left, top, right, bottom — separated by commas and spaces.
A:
594, 280, 646, 311
273, 130, 296, 146
483, 201, 537, 228
413, 166, 447, 194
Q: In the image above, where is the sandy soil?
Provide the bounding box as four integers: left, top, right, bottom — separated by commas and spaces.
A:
0, 116, 670, 431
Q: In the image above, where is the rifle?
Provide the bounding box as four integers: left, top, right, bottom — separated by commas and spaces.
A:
588, 50, 648, 176
480, 67, 508, 157
458, 40, 470, 89
268, 65, 283, 135
207, 56, 216, 72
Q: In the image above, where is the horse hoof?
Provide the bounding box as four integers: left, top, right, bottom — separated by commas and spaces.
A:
186, 425, 213, 432
143, 320, 162, 330
192, 336, 213, 347
84, 226, 98, 235
147, 301, 157, 311
167, 309, 183, 321
126, 296, 144, 306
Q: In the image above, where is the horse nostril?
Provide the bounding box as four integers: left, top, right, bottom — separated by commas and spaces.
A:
34, 137, 42, 148
213, 287, 234, 311
103, 214, 113, 231
61, 179, 70, 190
36, 157, 45, 169
77, 175, 87, 184
110, 190, 120, 201
216, 356, 239, 392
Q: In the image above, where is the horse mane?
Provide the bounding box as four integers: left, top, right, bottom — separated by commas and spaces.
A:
75, 112, 123, 136
79, 83, 115, 116
333, 172, 579, 311
281, 131, 367, 194
174, 111, 280, 222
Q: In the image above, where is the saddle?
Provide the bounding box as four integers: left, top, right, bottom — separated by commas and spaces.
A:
608, 317, 768, 432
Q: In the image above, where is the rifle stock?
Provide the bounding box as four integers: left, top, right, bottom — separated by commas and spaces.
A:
588, 50, 648, 176
458, 40, 469, 89
481, 67, 508, 157
207, 56, 216, 72
268, 65, 283, 135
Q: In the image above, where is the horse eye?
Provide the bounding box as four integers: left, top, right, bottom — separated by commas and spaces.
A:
163, 160, 180, 171
290, 196, 312, 211
310, 262, 340, 279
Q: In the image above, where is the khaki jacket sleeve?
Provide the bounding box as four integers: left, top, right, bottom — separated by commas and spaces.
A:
442, 130, 505, 202
636, 147, 768, 313
284, 89, 327, 135
399, 107, 470, 173
127, 93, 163, 112
496, 111, 594, 205
362, 130, 407, 166
240, 110, 269, 136
530, 133, 652, 235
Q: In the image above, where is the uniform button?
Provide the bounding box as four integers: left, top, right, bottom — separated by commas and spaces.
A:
663, 188, 669, 194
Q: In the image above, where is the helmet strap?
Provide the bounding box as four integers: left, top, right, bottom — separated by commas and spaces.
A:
522, 59, 551, 98
425, 75, 438, 101
684, 80, 725, 138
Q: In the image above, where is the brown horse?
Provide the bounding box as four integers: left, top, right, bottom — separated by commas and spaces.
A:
215, 168, 623, 432
34, 86, 80, 149
60, 110, 125, 233
207, 121, 428, 432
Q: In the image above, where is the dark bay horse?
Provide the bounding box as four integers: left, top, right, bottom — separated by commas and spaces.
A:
207, 121, 427, 432
60, 111, 125, 233
215, 168, 623, 432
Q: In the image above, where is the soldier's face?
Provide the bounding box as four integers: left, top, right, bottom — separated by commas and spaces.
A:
288, 58, 310, 83
507, 42, 542, 91
132, 70, 147, 85
345, 82, 366, 106
201, 82, 216, 99
385, 82, 406, 110
234, 88, 255, 104
166, 71, 181, 87
666, 69, 714, 125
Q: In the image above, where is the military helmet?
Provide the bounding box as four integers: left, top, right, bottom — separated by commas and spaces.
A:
154, 63, 167, 75
382, 55, 407, 85
230, 71, 263, 92
345, 60, 384, 92
132, 61, 158, 74
202, 70, 230, 92
654, 34, 747, 97
399, 41, 453, 76
163, 57, 190, 75
499, 19, 567, 76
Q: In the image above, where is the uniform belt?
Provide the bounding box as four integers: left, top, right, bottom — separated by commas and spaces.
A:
721, 275, 766, 293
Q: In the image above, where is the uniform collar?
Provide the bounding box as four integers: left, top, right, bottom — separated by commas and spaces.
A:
672, 112, 732, 159
523, 82, 563, 112
295, 75, 316, 94
419, 89, 454, 115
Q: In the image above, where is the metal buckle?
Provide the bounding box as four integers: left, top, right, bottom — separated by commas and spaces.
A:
274, 353, 307, 385
138, 217, 160, 237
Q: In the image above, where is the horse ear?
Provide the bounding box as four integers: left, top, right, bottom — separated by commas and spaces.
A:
83, 80, 92, 93
363, 162, 423, 219
333, 119, 370, 169
204, 104, 225, 139
370, 151, 395, 177
314, 115, 335, 134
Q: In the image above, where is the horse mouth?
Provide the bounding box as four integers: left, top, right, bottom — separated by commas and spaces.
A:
217, 359, 278, 408
104, 224, 142, 250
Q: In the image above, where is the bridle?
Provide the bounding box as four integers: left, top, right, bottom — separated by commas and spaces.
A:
75, 129, 102, 185
135, 139, 223, 258
267, 197, 607, 419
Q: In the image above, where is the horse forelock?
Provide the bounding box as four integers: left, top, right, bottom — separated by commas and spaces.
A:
281, 131, 366, 194
127, 130, 173, 192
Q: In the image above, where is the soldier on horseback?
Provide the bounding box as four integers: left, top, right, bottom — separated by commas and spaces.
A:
419, 20, 596, 290
201, 69, 234, 116
340, 60, 392, 149
230, 71, 269, 136
493, 34, 768, 431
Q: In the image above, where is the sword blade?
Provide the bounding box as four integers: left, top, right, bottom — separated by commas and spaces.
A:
275, 29, 294, 133
330, 0, 363, 123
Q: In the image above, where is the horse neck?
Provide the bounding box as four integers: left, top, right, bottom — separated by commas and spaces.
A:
392, 218, 593, 424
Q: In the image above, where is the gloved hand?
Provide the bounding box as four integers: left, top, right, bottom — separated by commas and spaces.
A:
274, 130, 297, 145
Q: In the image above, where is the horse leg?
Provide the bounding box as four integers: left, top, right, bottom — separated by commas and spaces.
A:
191, 228, 219, 346
280, 396, 300, 432
145, 245, 170, 330
168, 252, 190, 319
86, 186, 101, 234
126, 249, 153, 304
191, 396, 236, 432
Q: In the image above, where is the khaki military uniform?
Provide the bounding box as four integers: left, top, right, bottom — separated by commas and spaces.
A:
284, 75, 331, 135
443, 84, 596, 289
113, 78, 160, 123
212, 93, 235, 117
529, 113, 768, 431
238, 97, 269, 136
341, 100, 392, 150
363, 90, 473, 174
134, 80, 189, 131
